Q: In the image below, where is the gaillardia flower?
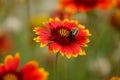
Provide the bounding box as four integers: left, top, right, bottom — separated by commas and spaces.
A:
34, 18, 91, 58
0, 53, 49, 80
58, 0, 116, 13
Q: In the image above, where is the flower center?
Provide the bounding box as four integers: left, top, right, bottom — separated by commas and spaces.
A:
74, 0, 81, 5
74, 0, 98, 7
51, 27, 73, 45
58, 28, 69, 37
3, 73, 18, 80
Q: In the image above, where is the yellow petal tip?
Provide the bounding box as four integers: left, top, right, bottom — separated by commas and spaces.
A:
66, 55, 71, 59
29, 60, 38, 67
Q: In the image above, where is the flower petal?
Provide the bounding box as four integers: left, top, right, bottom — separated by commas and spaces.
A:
79, 30, 91, 36
0, 64, 5, 79
77, 25, 91, 36
98, 0, 116, 10
20, 61, 48, 80
45, 19, 61, 29
4, 53, 20, 71
20, 61, 38, 74
21, 70, 43, 80
39, 68, 49, 80
60, 44, 83, 58
48, 42, 61, 53
62, 21, 77, 29
74, 37, 90, 47
33, 28, 49, 36
74, 29, 91, 46
20, 61, 39, 80
34, 28, 51, 47
0, 64, 5, 74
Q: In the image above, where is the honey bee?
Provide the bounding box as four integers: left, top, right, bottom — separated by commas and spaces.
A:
70, 28, 78, 38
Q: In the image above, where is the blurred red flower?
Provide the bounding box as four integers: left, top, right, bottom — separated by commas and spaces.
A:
0, 53, 49, 80
58, 0, 116, 13
0, 34, 13, 53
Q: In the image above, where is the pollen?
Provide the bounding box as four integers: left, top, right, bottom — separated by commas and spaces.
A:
58, 28, 69, 37
3, 73, 18, 80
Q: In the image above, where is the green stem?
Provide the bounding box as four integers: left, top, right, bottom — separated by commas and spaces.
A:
55, 52, 59, 80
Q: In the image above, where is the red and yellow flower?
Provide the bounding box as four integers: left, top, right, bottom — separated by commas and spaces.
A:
0, 53, 49, 80
109, 76, 120, 80
58, 0, 116, 13
33, 18, 91, 58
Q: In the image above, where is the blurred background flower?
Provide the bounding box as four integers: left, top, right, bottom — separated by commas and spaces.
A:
58, 0, 116, 13
3, 16, 22, 33
0, 53, 49, 80
0, 30, 13, 54
89, 57, 111, 76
